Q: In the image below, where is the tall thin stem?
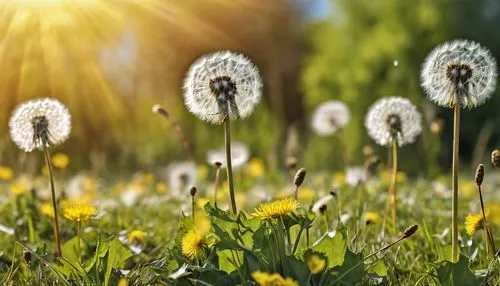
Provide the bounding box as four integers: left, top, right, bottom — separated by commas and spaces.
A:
43, 147, 62, 258
390, 140, 398, 233
451, 101, 460, 262
192, 195, 196, 224
77, 220, 81, 264
213, 164, 221, 208
224, 118, 237, 214
478, 185, 496, 258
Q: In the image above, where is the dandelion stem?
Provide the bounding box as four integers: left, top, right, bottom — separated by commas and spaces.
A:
77, 220, 81, 264
390, 139, 398, 234
43, 147, 62, 258
291, 223, 305, 255
213, 164, 221, 208
192, 194, 196, 224
224, 118, 237, 214
478, 184, 496, 258
451, 100, 460, 262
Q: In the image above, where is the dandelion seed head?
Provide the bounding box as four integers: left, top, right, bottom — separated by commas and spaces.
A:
311, 101, 350, 136
207, 141, 249, 171
167, 161, 197, 198
9, 98, 71, 152
421, 39, 497, 108
183, 51, 262, 124
365, 97, 422, 147
345, 166, 368, 188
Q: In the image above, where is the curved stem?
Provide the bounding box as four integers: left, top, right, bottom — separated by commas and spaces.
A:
451, 102, 460, 262
478, 185, 496, 258
43, 147, 62, 258
224, 118, 237, 214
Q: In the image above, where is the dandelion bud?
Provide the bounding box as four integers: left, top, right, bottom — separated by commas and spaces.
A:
492, 149, 500, 168
190, 186, 197, 197
294, 168, 307, 187
215, 161, 222, 168
319, 204, 327, 215
402, 224, 418, 238
286, 156, 298, 170
152, 104, 169, 118
475, 164, 484, 186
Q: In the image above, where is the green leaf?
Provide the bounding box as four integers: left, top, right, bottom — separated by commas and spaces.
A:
62, 236, 86, 264
312, 230, 347, 267
103, 237, 133, 286
330, 249, 364, 285
369, 260, 387, 277
217, 249, 243, 273
282, 255, 310, 286
434, 255, 481, 286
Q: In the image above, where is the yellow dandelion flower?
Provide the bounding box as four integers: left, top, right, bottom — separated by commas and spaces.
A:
307, 254, 326, 274
9, 178, 30, 196
197, 165, 209, 181
252, 198, 298, 219
63, 203, 97, 222
0, 166, 14, 181
142, 172, 154, 185
128, 230, 146, 245
298, 186, 315, 201
364, 211, 380, 224
332, 172, 345, 187
156, 182, 167, 194
251, 271, 298, 286
465, 212, 486, 235
459, 180, 476, 199
196, 198, 210, 209
246, 158, 265, 178
182, 230, 206, 260
51, 153, 70, 169
41, 202, 55, 219
487, 202, 500, 225
118, 278, 128, 286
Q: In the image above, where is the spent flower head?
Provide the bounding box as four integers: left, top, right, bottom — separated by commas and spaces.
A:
311, 100, 350, 136
183, 51, 262, 124
207, 141, 250, 171
421, 39, 497, 108
252, 197, 298, 219
365, 97, 422, 147
167, 161, 197, 198
9, 98, 71, 152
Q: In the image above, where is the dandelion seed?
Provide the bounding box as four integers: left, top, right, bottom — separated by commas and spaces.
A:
365, 97, 422, 147
311, 100, 350, 136
9, 98, 71, 152
252, 198, 298, 219
183, 51, 262, 124
421, 39, 497, 108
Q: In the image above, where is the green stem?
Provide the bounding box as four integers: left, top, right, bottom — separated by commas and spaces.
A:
390, 139, 398, 234
224, 118, 237, 215
192, 195, 195, 224
77, 220, 81, 264
291, 223, 305, 255
281, 217, 292, 254
43, 147, 62, 258
213, 165, 221, 208
451, 101, 460, 262
478, 185, 496, 258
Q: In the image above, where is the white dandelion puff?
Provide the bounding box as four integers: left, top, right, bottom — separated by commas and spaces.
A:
421, 39, 497, 108
311, 100, 350, 136
9, 98, 71, 152
345, 167, 368, 188
207, 141, 250, 171
183, 51, 262, 124
167, 161, 197, 198
312, 192, 336, 214
365, 97, 422, 147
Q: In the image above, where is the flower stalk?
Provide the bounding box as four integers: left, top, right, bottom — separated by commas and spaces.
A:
224, 118, 237, 214
43, 147, 62, 258
451, 98, 460, 262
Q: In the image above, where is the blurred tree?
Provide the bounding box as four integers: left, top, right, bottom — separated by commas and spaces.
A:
301, 0, 451, 174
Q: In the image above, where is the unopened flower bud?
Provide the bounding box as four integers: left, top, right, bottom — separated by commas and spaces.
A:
402, 224, 418, 238
475, 164, 484, 186
294, 168, 307, 187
